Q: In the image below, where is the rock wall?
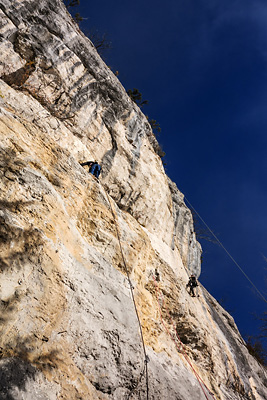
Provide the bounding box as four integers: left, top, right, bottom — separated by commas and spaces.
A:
0, 1, 266, 399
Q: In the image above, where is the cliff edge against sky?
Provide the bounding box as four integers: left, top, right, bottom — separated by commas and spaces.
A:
0, 1, 266, 399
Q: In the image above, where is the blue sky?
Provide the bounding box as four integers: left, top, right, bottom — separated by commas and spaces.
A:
67, 0, 267, 345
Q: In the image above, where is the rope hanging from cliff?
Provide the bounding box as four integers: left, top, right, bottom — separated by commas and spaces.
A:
151, 275, 217, 400
105, 193, 149, 400
184, 196, 267, 305
80, 142, 149, 397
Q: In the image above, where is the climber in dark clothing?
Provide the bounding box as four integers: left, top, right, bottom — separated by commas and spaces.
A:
81, 161, 101, 179
186, 274, 198, 297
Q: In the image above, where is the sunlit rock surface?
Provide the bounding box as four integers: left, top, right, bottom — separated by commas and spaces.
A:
0, 1, 266, 399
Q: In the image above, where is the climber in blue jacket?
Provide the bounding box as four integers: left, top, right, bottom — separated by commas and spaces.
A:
80, 161, 101, 179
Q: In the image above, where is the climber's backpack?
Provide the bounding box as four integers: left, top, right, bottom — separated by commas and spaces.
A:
191, 277, 198, 287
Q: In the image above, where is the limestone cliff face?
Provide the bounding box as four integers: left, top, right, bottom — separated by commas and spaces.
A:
0, 1, 266, 399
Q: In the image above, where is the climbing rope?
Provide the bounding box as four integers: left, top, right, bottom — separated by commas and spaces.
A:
79, 140, 149, 398
126, 363, 146, 400
184, 196, 267, 304
105, 193, 149, 400
151, 274, 217, 400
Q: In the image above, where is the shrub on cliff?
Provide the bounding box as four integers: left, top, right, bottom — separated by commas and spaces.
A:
65, 0, 80, 8
246, 336, 267, 366
127, 88, 148, 108
147, 117, 161, 134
